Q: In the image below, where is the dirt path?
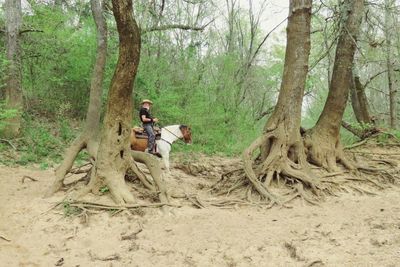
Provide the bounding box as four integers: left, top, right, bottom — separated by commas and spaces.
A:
1, 162, 400, 267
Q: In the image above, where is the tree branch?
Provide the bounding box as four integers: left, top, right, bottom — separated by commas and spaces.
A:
255, 107, 274, 121
248, 16, 288, 67
341, 120, 363, 138
363, 68, 400, 88
141, 20, 214, 34
19, 29, 44, 35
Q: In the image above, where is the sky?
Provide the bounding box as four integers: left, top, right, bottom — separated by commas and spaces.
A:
248, 0, 289, 33
1, 0, 290, 33
216, 0, 289, 45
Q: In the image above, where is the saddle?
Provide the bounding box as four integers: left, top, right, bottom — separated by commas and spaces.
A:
132, 126, 161, 140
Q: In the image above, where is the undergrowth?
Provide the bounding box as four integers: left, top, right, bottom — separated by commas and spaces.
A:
0, 114, 88, 167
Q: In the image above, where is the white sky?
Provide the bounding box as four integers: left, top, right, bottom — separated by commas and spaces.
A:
221, 0, 290, 44
1, 0, 290, 32
250, 0, 289, 33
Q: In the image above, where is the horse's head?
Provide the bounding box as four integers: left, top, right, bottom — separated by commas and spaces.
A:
179, 125, 192, 144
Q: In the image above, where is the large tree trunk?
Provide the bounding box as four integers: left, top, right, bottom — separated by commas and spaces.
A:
304, 0, 364, 171
45, 0, 107, 197
3, 0, 23, 138
350, 74, 372, 124
85, 0, 141, 204
385, 0, 397, 129
243, 0, 314, 204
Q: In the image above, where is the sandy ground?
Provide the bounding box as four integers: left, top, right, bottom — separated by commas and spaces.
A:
1, 153, 400, 267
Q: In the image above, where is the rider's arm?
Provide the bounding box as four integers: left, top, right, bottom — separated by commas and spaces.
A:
141, 115, 153, 122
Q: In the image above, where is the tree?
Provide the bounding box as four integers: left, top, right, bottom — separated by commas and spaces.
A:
45, 0, 107, 196
350, 73, 373, 124
304, 0, 364, 171
67, 0, 170, 205
384, 0, 397, 129
3, 0, 23, 137
88, 0, 141, 204
242, 0, 313, 204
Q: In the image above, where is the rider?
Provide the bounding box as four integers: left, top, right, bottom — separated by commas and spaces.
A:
139, 99, 159, 154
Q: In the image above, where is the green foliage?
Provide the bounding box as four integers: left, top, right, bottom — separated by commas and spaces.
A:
375, 131, 400, 145
3, 0, 389, 166
21, 4, 103, 118
0, 102, 19, 134
62, 201, 82, 217
15, 115, 76, 165
99, 186, 109, 193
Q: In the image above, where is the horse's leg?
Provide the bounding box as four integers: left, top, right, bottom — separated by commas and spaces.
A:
163, 153, 170, 173
159, 149, 170, 171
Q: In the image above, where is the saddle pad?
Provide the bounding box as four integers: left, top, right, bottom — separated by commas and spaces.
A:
132, 126, 161, 135
132, 126, 161, 140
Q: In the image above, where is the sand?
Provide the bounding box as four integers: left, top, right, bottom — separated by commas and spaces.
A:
1, 154, 400, 267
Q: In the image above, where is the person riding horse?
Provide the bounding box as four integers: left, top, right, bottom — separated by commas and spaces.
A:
139, 99, 159, 155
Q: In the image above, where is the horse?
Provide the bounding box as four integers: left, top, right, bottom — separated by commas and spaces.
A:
130, 124, 192, 171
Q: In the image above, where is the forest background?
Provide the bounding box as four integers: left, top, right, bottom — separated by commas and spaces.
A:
0, 0, 399, 168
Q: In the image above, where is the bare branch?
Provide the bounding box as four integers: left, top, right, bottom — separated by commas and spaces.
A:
255, 107, 274, 121
249, 16, 288, 66
19, 29, 44, 35
141, 20, 214, 34
364, 68, 400, 88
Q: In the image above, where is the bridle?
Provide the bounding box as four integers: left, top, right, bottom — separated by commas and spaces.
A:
159, 125, 189, 145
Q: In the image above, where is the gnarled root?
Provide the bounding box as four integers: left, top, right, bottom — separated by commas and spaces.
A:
217, 128, 399, 207
242, 124, 322, 207
304, 130, 355, 172
131, 151, 170, 204
63, 151, 169, 207
45, 133, 99, 197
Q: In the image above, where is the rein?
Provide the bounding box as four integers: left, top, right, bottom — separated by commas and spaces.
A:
159, 124, 186, 145
161, 138, 172, 146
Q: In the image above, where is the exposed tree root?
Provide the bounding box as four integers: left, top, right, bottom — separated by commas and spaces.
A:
304, 131, 355, 172
131, 151, 170, 204
49, 149, 170, 210
67, 200, 179, 211
237, 124, 324, 207
214, 129, 400, 207
45, 135, 91, 197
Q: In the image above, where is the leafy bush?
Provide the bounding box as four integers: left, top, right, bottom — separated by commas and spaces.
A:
15, 115, 76, 165
0, 102, 19, 135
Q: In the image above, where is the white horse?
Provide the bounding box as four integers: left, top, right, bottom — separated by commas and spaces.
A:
131, 124, 192, 171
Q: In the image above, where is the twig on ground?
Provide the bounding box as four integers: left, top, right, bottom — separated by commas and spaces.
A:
322, 171, 347, 178
283, 242, 305, 261
349, 151, 400, 155
88, 250, 120, 261
68, 201, 180, 211
21, 175, 38, 183
306, 260, 324, 267
345, 139, 368, 149
0, 233, 11, 242
0, 138, 16, 150
121, 228, 143, 240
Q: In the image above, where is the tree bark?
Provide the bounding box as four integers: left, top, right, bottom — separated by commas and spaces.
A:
385, 0, 397, 129
87, 0, 141, 204
304, 0, 364, 171
350, 74, 372, 124
3, 0, 23, 138
243, 0, 314, 203
45, 0, 107, 197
